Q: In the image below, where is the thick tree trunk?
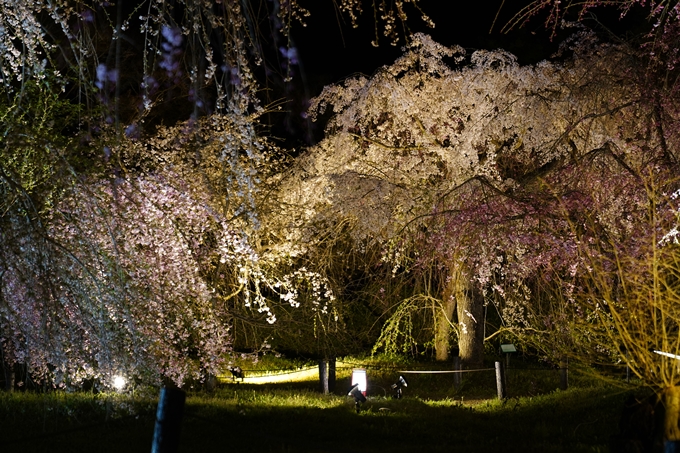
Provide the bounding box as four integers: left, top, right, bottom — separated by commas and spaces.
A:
664, 386, 680, 442
457, 284, 485, 368
435, 262, 467, 361
436, 261, 485, 366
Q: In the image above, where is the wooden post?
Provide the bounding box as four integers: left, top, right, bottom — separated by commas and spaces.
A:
328, 357, 336, 393
495, 361, 506, 400
559, 357, 568, 390
453, 356, 461, 390
151, 387, 186, 453
318, 359, 329, 394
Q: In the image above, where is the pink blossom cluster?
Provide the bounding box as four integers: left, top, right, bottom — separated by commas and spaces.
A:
1, 156, 334, 388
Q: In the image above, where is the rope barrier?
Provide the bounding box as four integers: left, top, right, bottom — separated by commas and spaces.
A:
236, 366, 316, 375
219, 362, 505, 383
398, 368, 495, 374
229, 363, 563, 376
230, 362, 488, 375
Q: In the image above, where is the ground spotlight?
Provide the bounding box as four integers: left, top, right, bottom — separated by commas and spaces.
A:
348, 383, 367, 413
229, 366, 244, 380
112, 375, 126, 391
391, 375, 408, 399
351, 368, 367, 394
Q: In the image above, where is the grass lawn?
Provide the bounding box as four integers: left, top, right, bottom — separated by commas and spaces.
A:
0, 359, 637, 452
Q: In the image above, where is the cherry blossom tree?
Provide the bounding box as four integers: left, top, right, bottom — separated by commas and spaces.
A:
0, 0, 431, 387
1, 112, 337, 388
284, 31, 670, 366
0, 0, 432, 113
512, 162, 680, 443
497, 8, 680, 442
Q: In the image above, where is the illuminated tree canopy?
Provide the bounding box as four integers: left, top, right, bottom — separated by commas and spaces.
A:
2, 2, 680, 422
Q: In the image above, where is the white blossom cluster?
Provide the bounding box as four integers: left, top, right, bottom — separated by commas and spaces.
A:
285, 33, 644, 249
0, 0, 53, 85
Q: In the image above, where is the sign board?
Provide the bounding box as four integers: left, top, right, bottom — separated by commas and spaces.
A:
500, 344, 517, 353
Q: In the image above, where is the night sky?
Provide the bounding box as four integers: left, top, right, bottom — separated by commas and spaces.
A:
295, 1, 557, 85
273, 1, 651, 146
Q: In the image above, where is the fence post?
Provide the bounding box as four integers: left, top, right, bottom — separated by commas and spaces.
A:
151, 387, 186, 453
495, 361, 506, 400
319, 359, 329, 394
453, 356, 461, 390
559, 357, 568, 391
328, 357, 336, 393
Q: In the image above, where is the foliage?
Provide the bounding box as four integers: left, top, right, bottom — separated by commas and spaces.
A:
0, 110, 336, 388
533, 176, 680, 380
3, 0, 680, 399
505, 0, 678, 39
371, 294, 443, 356
283, 30, 669, 364
0, 0, 442, 386
0, 0, 433, 117
491, 3, 680, 406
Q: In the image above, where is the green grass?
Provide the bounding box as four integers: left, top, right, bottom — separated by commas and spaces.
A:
0, 358, 638, 452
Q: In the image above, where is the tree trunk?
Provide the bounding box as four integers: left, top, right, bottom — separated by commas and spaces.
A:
435, 261, 467, 361
434, 290, 456, 361
3, 361, 14, 392
664, 386, 680, 442
457, 283, 485, 368
437, 260, 485, 367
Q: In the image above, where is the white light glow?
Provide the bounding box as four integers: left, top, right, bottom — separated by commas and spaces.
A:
351, 368, 367, 394
654, 350, 680, 361
112, 375, 127, 391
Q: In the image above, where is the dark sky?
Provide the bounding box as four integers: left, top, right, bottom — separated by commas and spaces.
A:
266, 1, 651, 145
293, 1, 650, 83
294, 1, 558, 87
278, 2, 543, 144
